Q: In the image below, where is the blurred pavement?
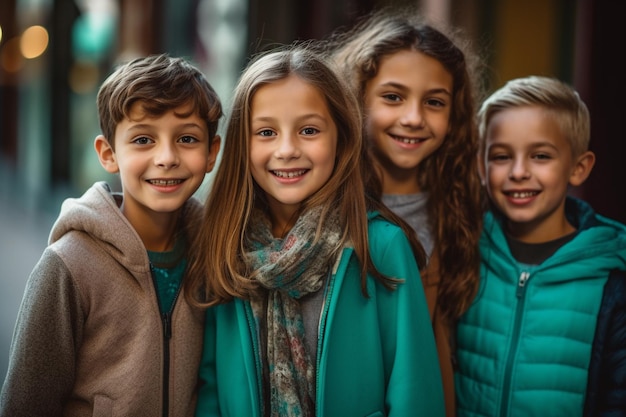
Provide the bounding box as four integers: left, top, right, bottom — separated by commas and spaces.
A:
0, 196, 55, 385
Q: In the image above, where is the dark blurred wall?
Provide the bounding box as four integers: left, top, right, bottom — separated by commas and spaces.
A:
0, 0, 18, 167
574, 0, 626, 224
0, 0, 624, 223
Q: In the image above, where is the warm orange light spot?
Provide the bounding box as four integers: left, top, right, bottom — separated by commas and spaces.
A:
20, 25, 49, 59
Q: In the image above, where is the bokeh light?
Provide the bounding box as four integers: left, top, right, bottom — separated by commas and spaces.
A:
20, 25, 49, 59
1, 37, 24, 73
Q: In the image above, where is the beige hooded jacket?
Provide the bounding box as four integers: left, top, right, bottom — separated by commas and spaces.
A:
0, 181, 204, 417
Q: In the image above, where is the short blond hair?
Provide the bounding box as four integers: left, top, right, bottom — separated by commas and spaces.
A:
478, 76, 590, 158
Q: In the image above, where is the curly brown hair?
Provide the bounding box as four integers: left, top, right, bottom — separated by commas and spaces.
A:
327, 8, 484, 322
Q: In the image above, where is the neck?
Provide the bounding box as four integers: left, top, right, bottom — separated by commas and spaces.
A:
122, 206, 181, 252
379, 163, 421, 194
505, 217, 576, 244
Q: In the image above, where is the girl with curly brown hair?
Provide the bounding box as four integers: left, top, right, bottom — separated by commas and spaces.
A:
327, 8, 484, 416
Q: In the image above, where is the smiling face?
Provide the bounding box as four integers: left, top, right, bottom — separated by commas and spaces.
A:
480, 105, 591, 242
95, 101, 220, 229
249, 75, 337, 236
363, 49, 453, 193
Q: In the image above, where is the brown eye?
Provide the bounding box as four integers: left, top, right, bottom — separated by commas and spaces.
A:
132, 136, 152, 145
179, 136, 198, 144
300, 127, 319, 135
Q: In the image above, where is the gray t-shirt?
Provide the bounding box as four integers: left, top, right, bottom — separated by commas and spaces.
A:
382, 193, 434, 258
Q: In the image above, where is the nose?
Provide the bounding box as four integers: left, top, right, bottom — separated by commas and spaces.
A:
509, 157, 530, 180
274, 133, 300, 160
399, 101, 425, 128
154, 142, 180, 169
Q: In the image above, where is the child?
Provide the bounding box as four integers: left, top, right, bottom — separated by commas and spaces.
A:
0, 54, 222, 416
455, 75, 626, 416
185, 43, 445, 416
326, 9, 484, 416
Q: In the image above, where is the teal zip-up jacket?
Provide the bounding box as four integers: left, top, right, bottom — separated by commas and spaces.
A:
195, 213, 445, 417
455, 198, 626, 417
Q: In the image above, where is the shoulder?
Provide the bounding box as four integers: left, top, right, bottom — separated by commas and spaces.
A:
24, 246, 83, 312
367, 212, 408, 251
31, 246, 72, 279
366, 212, 417, 273
367, 211, 404, 236
601, 269, 626, 308
568, 197, 626, 234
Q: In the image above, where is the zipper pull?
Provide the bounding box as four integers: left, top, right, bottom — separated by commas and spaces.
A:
516, 272, 530, 297
163, 313, 172, 339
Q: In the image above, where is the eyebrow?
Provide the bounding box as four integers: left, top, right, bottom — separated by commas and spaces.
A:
126, 122, 204, 132
252, 113, 329, 124
487, 141, 561, 151
378, 81, 452, 96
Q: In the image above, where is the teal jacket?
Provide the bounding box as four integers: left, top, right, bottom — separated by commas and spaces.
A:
196, 214, 445, 417
455, 198, 626, 417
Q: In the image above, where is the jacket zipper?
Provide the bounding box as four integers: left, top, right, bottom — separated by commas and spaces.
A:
244, 301, 265, 414
151, 263, 182, 417
499, 271, 530, 417
160, 296, 179, 417
315, 264, 338, 412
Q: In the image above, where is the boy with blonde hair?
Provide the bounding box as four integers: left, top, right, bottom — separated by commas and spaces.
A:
1, 54, 221, 416
455, 75, 626, 417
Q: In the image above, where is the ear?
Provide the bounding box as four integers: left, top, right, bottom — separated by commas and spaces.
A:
569, 150, 595, 187
94, 135, 119, 174
206, 135, 221, 173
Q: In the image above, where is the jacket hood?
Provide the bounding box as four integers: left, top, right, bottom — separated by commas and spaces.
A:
482, 196, 626, 283
49, 182, 149, 274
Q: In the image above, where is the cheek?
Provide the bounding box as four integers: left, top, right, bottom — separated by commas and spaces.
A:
437, 114, 452, 136
485, 165, 506, 184
248, 142, 265, 167
365, 103, 390, 128
249, 155, 264, 179
315, 143, 337, 180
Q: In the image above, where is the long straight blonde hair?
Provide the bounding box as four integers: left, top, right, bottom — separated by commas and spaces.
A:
186, 43, 407, 307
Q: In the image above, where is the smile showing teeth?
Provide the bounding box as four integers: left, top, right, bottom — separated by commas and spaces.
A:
391, 135, 424, 144
148, 179, 183, 186
507, 191, 538, 198
272, 170, 307, 178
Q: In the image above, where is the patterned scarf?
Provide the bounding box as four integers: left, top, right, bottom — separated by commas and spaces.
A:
244, 206, 342, 417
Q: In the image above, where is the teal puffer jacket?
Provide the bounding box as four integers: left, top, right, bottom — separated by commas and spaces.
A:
456, 198, 626, 417
195, 213, 445, 417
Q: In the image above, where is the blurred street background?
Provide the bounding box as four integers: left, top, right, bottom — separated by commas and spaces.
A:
1, 0, 624, 383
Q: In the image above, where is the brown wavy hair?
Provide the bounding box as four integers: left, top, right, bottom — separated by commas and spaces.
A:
97, 54, 222, 148
185, 42, 425, 308
327, 8, 484, 322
